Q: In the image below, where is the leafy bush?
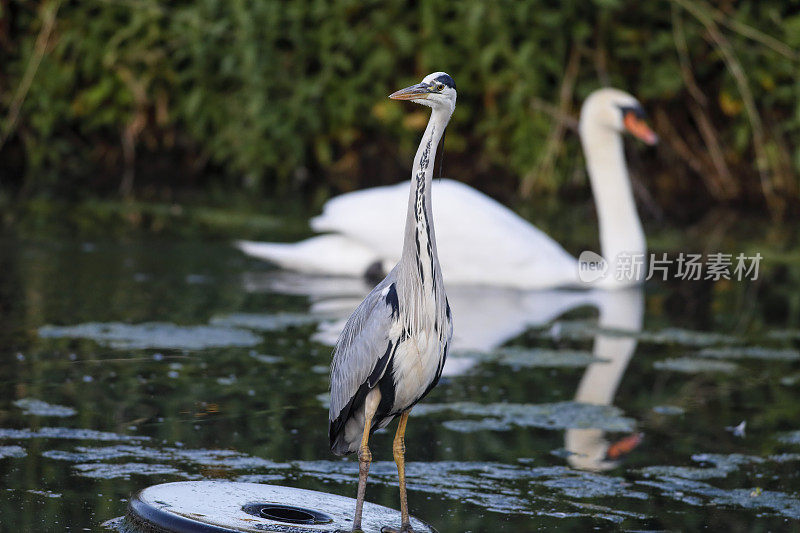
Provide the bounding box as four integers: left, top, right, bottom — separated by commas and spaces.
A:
1, 0, 798, 215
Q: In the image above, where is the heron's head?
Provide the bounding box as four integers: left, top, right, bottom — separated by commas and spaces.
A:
389, 72, 457, 113
579, 88, 658, 145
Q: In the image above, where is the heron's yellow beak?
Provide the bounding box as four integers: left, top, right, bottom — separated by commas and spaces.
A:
623, 111, 659, 145
389, 83, 432, 101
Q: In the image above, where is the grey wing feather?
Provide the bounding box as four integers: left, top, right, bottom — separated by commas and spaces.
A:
328, 276, 397, 424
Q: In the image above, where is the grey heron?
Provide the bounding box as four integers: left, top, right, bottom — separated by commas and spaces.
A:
328, 72, 456, 533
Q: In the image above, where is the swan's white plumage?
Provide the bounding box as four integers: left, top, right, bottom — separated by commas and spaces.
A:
312, 179, 578, 288
236, 235, 380, 277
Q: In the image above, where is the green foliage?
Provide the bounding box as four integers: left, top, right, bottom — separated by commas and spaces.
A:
0, 0, 798, 211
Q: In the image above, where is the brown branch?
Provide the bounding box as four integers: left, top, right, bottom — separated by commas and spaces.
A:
671, 4, 707, 107
119, 111, 146, 198
0, 0, 61, 151
765, 111, 797, 197
653, 107, 715, 191
594, 12, 611, 87
630, 171, 664, 222
528, 98, 579, 131
709, 5, 799, 62
671, 0, 780, 216
113, 65, 149, 198
670, 1, 739, 199
655, 109, 704, 175
0, 0, 12, 51
520, 43, 581, 197
688, 100, 739, 198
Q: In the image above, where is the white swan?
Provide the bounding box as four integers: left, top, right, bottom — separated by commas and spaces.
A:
237, 88, 657, 289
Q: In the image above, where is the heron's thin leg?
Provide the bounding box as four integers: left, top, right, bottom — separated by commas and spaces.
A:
395, 410, 411, 528
353, 390, 380, 532
353, 413, 373, 530
381, 410, 413, 533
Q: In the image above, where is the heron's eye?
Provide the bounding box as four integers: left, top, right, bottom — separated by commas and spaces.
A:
435, 83, 445, 92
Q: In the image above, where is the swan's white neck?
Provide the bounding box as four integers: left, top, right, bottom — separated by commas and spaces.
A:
580, 123, 646, 282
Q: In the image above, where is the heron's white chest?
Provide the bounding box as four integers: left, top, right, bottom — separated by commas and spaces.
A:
388, 316, 446, 412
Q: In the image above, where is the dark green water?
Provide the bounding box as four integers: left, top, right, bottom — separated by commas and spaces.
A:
1, 232, 799, 531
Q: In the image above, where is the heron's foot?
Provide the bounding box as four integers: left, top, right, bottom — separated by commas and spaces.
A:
380, 525, 414, 533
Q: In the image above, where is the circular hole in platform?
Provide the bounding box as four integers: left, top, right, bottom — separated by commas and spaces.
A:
242, 503, 334, 525
260, 505, 314, 523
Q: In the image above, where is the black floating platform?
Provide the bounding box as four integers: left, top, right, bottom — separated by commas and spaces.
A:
118, 481, 436, 532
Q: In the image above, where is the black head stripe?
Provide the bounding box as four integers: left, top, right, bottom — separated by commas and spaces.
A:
619, 105, 646, 120
434, 74, 456, 90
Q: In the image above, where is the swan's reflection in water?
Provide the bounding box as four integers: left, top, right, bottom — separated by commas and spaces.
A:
243, 271, 644, 470
243, 271, 598, 351
566, 288, 643, 471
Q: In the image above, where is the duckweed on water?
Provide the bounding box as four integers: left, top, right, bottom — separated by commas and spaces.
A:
643, 328, 739, 347
780, 373, 800, 386
638, 477, 800, 520
652, 357, 738, 374
541, 321, 739, 347
38, 322, 261, 349
767, 329, 800, 340
768, 453, 800, 462
443, 419, 515, 432
35, 441, 547, 515
698, 346, 800, 361
248, 352, 283, 364
776, 431, 800, 445
639, 454, 764, 481
73, 462, 191, 480
285, 460, 644, 521
450, 348, 600, 368
537, 468, 648, 500
636, 454, 800, 519
0, 445, 26, 459
652, 405, 685, 416
286, 459, 796, 521
14, 398, 77, 418
414, 402, 635, 432
0, 427, 146, 442
20, 433, 800, 523
42, 444, 290, 471
691, 453, 765, 468
209, 312, 318, 331
25, 489, 61, 498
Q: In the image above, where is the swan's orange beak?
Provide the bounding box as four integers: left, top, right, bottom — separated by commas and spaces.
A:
624, 112, 658, 145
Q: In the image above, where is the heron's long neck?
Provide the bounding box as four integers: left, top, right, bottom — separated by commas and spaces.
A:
581, 125, 646, 264
400, 107, 450, 281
